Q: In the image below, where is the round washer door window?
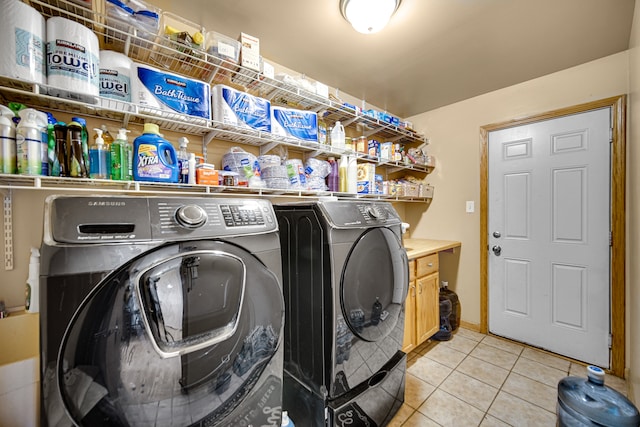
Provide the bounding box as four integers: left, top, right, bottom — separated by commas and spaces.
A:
341, 227, 408, 342
57, 240, 284, 427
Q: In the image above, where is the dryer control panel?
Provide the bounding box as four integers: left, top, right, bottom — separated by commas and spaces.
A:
317, 200, 401, 228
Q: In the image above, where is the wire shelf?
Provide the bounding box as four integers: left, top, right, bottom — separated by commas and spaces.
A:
20, 0, 428, 144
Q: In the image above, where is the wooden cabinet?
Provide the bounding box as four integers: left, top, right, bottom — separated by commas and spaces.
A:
403, 254, 440, 352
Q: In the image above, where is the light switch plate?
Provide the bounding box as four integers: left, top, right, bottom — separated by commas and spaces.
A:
466, 201, 475, 213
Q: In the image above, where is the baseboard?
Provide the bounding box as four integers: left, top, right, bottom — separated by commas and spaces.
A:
459, 320, 481, 332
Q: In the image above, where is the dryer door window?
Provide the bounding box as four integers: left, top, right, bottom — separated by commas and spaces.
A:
56, 240, 284, 427
341, 228, 408, 342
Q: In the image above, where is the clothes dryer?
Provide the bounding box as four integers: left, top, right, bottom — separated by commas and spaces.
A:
39, 195, 284, 427
275, 200, 409, 427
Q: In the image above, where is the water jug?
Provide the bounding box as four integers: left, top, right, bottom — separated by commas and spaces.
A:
557, 365, 640, 426
331, 121, 345, 149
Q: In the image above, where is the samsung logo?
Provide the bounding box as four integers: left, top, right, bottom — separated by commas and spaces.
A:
88, 201, 126, 207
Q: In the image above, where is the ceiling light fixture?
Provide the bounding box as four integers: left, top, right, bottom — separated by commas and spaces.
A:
340, 0, 401, 34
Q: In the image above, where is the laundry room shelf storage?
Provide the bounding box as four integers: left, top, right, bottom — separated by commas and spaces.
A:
0, 0, 434, 201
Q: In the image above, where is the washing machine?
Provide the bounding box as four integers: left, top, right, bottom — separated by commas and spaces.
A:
275, 200, 409, 426
39, 195, 284, 427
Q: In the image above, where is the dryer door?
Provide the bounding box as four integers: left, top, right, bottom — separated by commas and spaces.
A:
341, 227, 408, 342
55, 240, 283, 427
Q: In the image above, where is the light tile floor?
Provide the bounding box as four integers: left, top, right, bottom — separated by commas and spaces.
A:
390, 328, 628, 427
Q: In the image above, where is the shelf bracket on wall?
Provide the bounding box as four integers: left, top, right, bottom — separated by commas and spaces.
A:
260, 141, 280, 156
1, 189, 13, 270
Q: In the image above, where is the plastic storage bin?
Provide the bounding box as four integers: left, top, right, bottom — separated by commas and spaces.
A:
557, 365, 640, 426
205, 31, 241, 84
151, 12, 206, 79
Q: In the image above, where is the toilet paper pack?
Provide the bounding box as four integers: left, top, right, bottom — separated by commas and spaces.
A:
212, 84, 271, 132
270, 106, 318, 143
132, 62, 211, 119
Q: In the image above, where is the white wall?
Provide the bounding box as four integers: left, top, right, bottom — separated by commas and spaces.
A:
406, 52, 629, 329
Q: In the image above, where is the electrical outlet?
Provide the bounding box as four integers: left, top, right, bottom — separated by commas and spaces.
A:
466, 201, 475, 213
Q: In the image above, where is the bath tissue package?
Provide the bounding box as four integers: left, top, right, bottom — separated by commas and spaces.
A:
212, 84, 271, 132
46, 17, 100, 98
132, 63, 211, 119
271, 106, 318, 143
0, 0, 46, 84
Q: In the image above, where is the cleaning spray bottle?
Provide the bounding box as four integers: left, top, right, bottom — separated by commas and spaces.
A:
177, 136, 189, 184
0, 105, 16, 174
67, 120, 88, 178
25, 247, 40, 313
347, 154, 357, 194
46, 113, 57, 176
89, 128, 110, 179
339, 154, 348, 192
133, 123, 179, 182
16, 109, 44, 175
72, 117, 90, 173
111, 128, 130, 180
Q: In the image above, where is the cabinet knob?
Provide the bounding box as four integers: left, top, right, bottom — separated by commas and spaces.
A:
427, 262, 433, 267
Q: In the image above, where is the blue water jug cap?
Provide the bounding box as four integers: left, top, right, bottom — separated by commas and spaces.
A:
558, 365, 640, 427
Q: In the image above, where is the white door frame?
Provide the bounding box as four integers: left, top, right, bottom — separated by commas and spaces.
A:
479, 96, 626, 377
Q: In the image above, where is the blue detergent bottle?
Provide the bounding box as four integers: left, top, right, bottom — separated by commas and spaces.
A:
133, 123, 179, 182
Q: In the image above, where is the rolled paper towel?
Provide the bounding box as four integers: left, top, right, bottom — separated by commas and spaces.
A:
0, 0, 46, 84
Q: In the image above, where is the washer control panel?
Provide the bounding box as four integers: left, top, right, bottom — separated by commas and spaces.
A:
150, 198, 276, 238
46, 196, 278, 244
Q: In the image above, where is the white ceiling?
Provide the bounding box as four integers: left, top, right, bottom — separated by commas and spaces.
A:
157, 0, 635, 118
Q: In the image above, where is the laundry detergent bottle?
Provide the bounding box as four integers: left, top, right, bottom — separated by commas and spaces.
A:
133, 123, 179, 182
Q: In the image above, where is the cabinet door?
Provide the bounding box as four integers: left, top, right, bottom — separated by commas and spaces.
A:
416, 272, 439, 344
402, 280, 417, 353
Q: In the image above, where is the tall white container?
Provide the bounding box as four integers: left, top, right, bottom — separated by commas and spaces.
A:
46, 17, 100, 97
0, 0, 46, 84
99, 50, 133, 102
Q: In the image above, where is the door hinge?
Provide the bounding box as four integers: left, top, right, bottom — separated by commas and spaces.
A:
609, 127, 613, 143
608, 334, 612, 349
609, 232, 612, 247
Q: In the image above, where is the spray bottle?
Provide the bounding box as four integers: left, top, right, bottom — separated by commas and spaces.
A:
347, 154, 357, 193
25, 247, 40, 313
72, 117, 90, 173
177, 136, 189, 183
111, 128, 130, 180
339, 154, 348, 192
16, 109, 44, 175
67, 121, 88, 177
89, 128, 109, 179
53, 123, 68, 177
326, 156, 338, 192
46, 113, 57, 175
0, 105, 16, 174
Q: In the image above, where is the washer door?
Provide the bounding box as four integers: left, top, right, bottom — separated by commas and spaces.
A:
57, 240, 283, 427
341, 228, 408, 342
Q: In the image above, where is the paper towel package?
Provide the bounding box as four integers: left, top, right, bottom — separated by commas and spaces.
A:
132, 62, 211, 119
0, 0, 46, 84
212, 84, 271, 132
46, 16, 100, 98
270, 106, 318, 143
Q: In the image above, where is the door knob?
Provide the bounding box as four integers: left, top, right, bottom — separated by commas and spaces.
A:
492, 245, 502, 256
493, 231, 501, 238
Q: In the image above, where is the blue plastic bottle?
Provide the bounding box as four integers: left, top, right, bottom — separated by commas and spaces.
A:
133, 123, 179, 182
557, 365, 640, 426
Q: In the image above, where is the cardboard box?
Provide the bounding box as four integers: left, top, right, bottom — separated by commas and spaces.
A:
196, 165, 219, 185
239, 32, 260, 71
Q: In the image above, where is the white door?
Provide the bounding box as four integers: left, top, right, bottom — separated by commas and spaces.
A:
488, 108, 611, 367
